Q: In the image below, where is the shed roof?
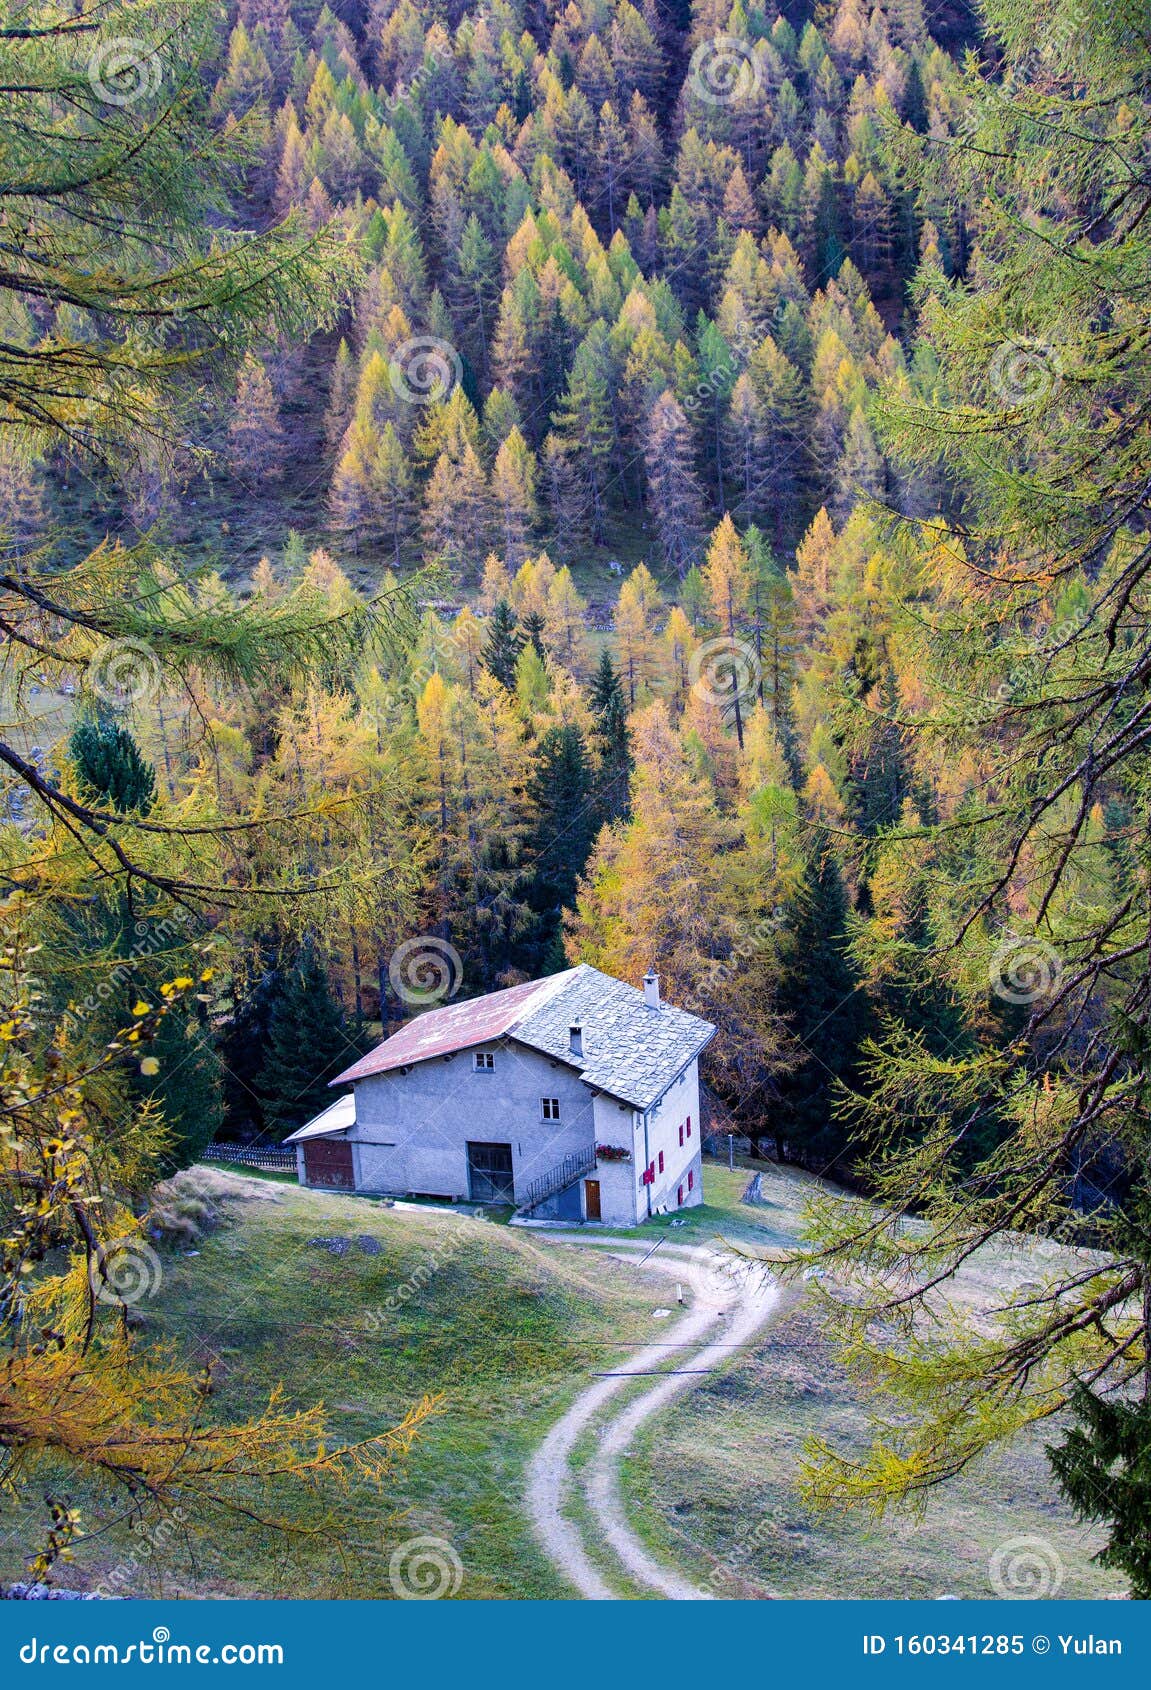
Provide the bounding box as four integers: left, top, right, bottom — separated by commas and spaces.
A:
284, 1092, 356, 1143
332, 964, 715, 1112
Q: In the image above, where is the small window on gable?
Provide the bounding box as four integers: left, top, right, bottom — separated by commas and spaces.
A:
678, 1124, 684, 1147
658, 1150, 665, 1174
541, 1097, 561, 1120
474, 1052, 494, 1071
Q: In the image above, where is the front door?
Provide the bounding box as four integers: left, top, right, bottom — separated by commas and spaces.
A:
584, 1179, 601, 1221
467, 1141, 514, 1203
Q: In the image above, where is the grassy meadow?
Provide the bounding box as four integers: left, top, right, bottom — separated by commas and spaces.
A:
0, 1159, 1116, 1601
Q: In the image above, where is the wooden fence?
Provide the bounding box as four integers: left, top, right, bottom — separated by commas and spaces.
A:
201, 1143, 298, 1172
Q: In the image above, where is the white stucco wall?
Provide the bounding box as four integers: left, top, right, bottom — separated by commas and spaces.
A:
640, 1058, 704, 1216
588, 1059, 703, 1224
590, 1092, 641, 1225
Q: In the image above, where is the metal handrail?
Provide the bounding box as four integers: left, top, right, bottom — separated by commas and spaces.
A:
520, 1144, 597, 1213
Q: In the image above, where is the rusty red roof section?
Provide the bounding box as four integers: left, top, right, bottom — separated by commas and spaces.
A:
331, 970, 577, 1084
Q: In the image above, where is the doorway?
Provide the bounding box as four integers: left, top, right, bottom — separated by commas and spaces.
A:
302, 1137, 355, 1190
584, 1179, 601, 1221
466, 1141, 514, 1203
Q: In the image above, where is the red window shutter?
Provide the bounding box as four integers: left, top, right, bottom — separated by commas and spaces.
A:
678, 1124, 684, 1147
686, 1116, 692, 1137
649, 1161, 656, 1182
658, 1150, 665, 1173
688, 1169, 694, 1192
677, 1185, 683, 1206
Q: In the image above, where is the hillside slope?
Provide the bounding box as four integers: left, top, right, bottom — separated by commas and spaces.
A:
0, 1161, 1116, 1600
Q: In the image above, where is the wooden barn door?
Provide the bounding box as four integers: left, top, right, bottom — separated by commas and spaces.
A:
303, 1137, 355, 1190
467, 1142, 514, 1203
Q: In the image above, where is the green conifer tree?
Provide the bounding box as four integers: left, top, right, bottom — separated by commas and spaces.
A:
70, 717, 156, 814
482, 598, 525, 690
258, 942, 360, 1137
773, 850, 867, 1167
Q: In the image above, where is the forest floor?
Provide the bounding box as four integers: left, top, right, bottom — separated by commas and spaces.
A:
1, 1160, 1120, 1600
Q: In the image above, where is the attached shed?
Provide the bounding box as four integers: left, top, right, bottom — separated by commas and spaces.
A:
286, 1093, 356, 1190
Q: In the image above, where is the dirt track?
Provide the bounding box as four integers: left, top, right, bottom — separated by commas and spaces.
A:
524, 1237, 780, 1599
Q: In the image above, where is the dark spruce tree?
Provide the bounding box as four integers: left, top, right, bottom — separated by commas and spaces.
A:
70, 714, 156, 813
66, 714, 219, 1169
525, 722, 597, 969
217, 952, 288, 1139
901, 57, 929, 133
258, 941, 362, 1137
482, 597, 525, 689
1048, 1386, 1151, 1599
588, 650, 632, 824
137, 1002, 223, 1175
773, 849, 868, 1169
589, 647, 622, 714
521, 608, 547, 658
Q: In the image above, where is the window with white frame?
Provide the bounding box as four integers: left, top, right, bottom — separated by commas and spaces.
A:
541, 1097, 561, 1120
474, 1052, 495, 1071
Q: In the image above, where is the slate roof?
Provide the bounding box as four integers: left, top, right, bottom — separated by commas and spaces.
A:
331, 963, 715, 1111
512, 964, 715, 1110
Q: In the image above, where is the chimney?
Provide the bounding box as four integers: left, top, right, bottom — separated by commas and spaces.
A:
569, 1024, 584, 1059
643, 971, 660, 1010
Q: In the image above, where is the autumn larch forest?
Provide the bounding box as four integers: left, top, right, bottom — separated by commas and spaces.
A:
1, 0, 1150, 1603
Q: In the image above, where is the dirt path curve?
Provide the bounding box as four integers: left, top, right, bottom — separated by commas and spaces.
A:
524, 1237, 780, 1600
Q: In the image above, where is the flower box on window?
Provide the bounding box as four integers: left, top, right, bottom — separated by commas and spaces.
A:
595, 1144, 631, 1163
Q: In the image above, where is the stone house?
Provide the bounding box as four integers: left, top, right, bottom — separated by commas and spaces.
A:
286, 964, 714, 1225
